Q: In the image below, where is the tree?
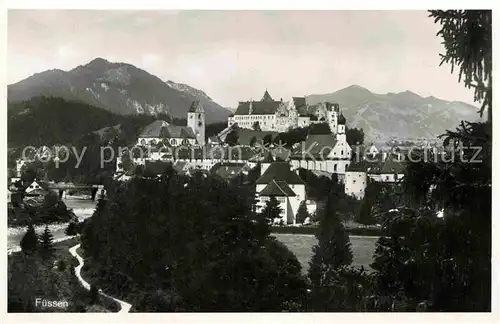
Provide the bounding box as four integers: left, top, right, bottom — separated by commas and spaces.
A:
296, 200, 309, 224
308, 191, 354, 311
65, 222, 78, 236
346, 127, 365, 146
39, 225, 55, 258
357, 197, 377, 226
20, 224, 38, 255
262, 134, 273, 146
252, 121, 261, 131
249, 136, 257, 147
80, 172, 308, 311
260, 196, 283, 225
366, 10, 492, 311
89, 285, 99, 305
429, 10, 492, 122
225, 129, 239, 146
308, 123, 331, 135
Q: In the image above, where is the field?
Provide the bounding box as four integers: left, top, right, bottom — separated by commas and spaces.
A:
273, 233, 379, 272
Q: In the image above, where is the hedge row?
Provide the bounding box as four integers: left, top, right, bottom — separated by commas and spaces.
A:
271, 226, 382, 236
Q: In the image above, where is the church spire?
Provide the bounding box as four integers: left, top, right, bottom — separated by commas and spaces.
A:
261, 89, 273, 102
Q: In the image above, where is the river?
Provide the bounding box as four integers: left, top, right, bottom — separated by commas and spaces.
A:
7, 195, 97, 253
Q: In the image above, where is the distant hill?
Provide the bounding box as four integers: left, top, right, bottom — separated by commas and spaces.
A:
307, 85, 481, 140
8, 57, 232, 124
7, 96, 173, 148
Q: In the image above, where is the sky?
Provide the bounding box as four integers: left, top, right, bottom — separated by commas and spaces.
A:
7, 10, 477, 108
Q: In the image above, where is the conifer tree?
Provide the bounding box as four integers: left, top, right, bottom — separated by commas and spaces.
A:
20, 224, 38, 255
308, 191, 353, 311
39, 225, 55, 258
260, 196, 283, 225
296, 200, 309, 224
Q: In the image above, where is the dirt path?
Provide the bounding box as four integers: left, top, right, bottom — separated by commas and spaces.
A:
69, 243, 132, 313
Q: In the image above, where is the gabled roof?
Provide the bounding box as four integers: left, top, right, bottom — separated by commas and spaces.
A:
346, 159, 373, 172
139, 120, 196, 139
234, 101, 281, 115
259, 179, 296, 197
256, 162, 305, 185
237, 129, 278, 146
161, 145, 257, 161
290, 134, 338, 160
24, 188, 48, 196
210, 162, 250, 180
262, 90, 274, 102
368, 154, 406, 175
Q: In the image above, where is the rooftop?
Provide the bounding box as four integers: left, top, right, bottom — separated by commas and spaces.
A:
256, 161, 305, 185
259, 179, 296, 197
139, 120, 196, 139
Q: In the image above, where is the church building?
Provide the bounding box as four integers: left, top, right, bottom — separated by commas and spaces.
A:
136, 101, 206, 147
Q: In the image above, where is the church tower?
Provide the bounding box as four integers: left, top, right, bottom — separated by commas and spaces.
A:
336, 113, 347, 142
187, 101, 205, 146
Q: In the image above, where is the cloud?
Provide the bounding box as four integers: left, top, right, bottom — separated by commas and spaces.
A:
55, 44, 77, 61
141, 54, 163, 69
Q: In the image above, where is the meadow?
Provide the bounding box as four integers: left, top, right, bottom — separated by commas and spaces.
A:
273, 233, 379, 272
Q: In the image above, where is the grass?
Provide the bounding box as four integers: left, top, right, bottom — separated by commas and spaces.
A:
273, 233, 379, 273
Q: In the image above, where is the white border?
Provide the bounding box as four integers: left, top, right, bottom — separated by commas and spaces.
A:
1, 1, 499, 324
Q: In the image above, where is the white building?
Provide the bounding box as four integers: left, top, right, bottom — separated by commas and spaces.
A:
255, 160, 310, 225
289, 113, 352, 176
136, 101, 206, 148
344, 153, 407, 200
228, 90, 344, 133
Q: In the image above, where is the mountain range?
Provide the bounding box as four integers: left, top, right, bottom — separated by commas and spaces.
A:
306, 85, 481, 140
8, 58, 481, 141
7, 58, 232, 124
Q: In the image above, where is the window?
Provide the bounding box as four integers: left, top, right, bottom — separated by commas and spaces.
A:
353, 180, 356, 184
198, 113, 202, 119
334, 164, 337, 172
170, 139, 177, 146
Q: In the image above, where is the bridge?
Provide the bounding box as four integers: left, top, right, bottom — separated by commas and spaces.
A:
45, 183, 106, 201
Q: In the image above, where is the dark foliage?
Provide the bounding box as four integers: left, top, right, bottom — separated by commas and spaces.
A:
296, 201, 310, 224
80, 170, 308, 311
20, 224, 38, 255
39, 226, 55, 259
225, 129, 239, 146
346, 127, 365, 146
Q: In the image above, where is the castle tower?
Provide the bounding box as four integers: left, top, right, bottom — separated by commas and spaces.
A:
187, 101, 206, 146
327, 103, 340, 134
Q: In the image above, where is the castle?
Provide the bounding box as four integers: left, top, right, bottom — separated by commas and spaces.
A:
228, 90, 346, 134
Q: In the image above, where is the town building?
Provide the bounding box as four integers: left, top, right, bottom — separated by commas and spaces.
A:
344, 153, 406, 200
255, 159, 312, 225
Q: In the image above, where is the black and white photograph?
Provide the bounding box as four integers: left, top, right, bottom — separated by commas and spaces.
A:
3, 2, 495, 317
